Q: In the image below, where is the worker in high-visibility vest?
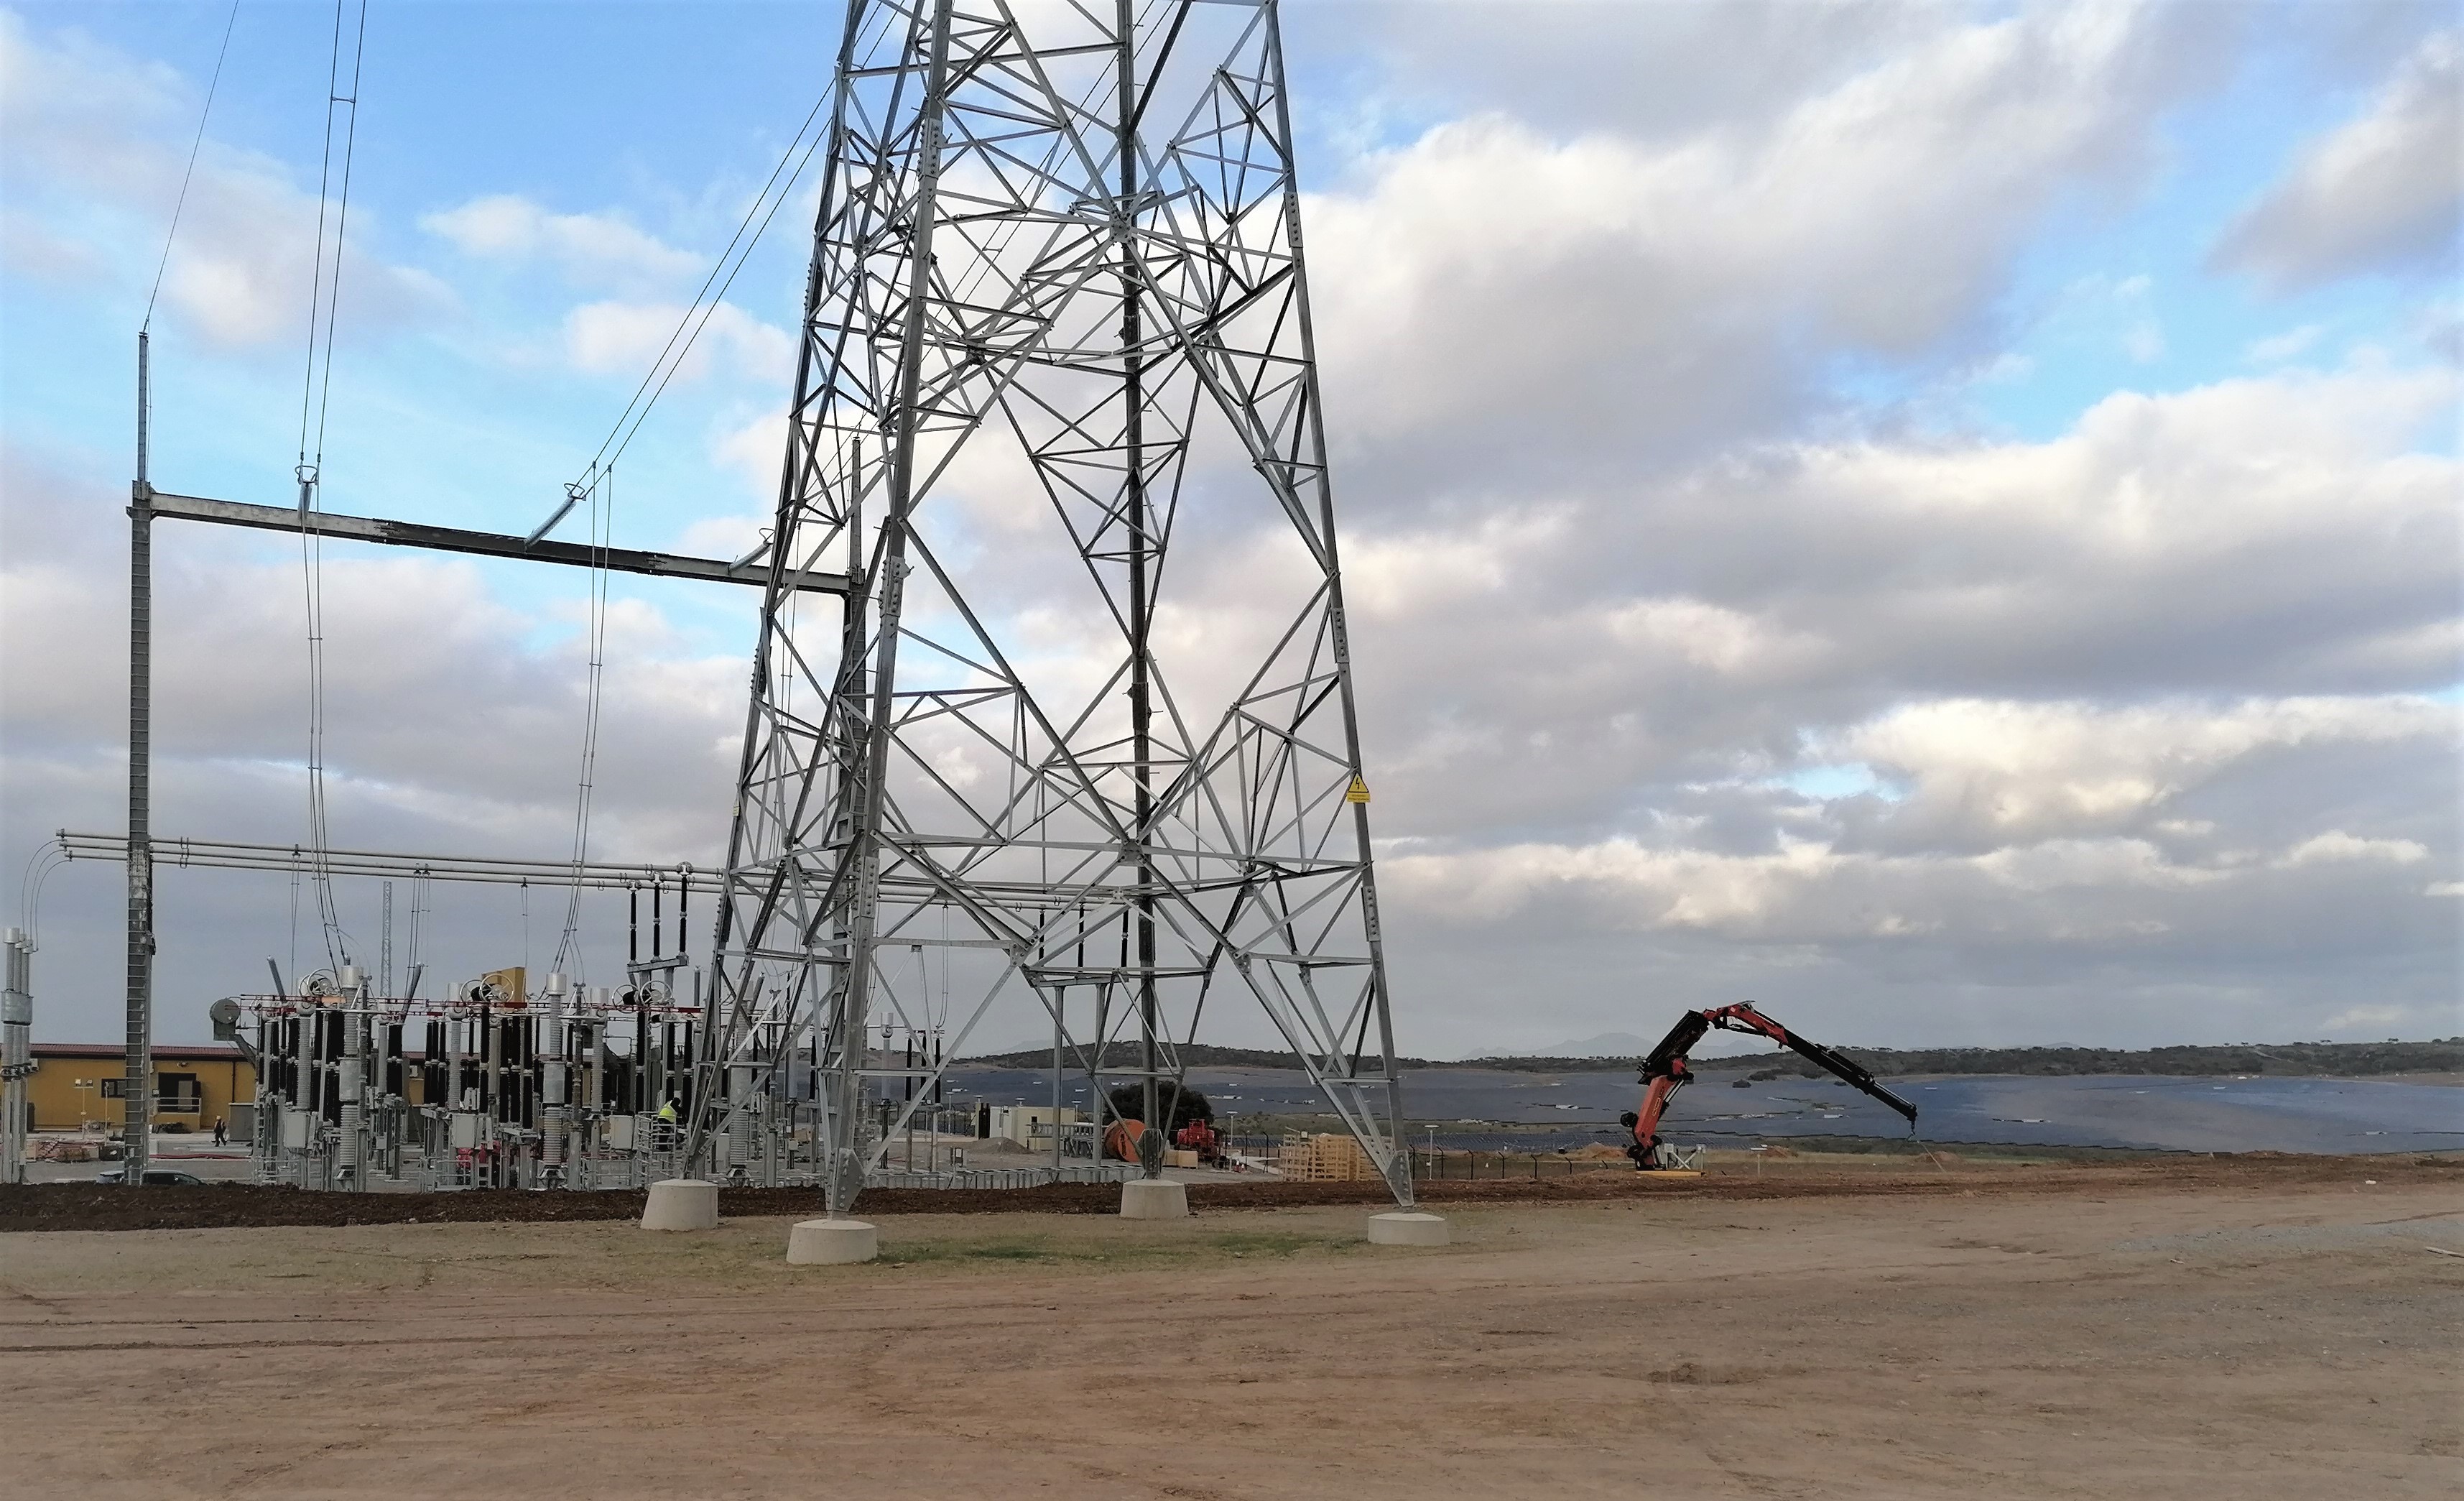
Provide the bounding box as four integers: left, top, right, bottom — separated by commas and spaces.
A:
656, 1096, 680, 1124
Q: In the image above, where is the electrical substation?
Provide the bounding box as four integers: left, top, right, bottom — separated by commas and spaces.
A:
17, 0, 1440, 1251
11, 6, 2453, 1491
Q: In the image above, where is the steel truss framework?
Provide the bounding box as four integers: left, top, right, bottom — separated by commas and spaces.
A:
693, 0, 1410, 1211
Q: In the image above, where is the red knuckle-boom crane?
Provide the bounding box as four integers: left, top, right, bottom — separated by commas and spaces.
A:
1620, 1002, 1918, 1169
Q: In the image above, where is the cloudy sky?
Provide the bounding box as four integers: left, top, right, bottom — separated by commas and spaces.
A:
1, 0, 2456, 1056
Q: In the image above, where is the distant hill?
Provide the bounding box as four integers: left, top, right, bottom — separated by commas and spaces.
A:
1464, 1038, 2464, 1079
1833, 1038, 2464, 1080
958, 1038, 2464, 1079
1504, 1031, 1657, 1058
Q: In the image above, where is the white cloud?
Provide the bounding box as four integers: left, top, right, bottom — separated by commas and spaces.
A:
710, 410, 787, 503
1292, 363, 2459, 851
1834, 696, 2449, 846
1302, 1, 2208, 488
675, 512, 768, 561
2276, 831, 2430, 867
0, 12, 445, 348
1389, 828, 2269, 944
1604, 597, 1828, 678
421, 193, 702, 289
562, 299, 793, 387
1339, 0, 1961, 147
2213, 29, 2463, 291
1343, 511, 1555, 622
2244, 324, 2325, 364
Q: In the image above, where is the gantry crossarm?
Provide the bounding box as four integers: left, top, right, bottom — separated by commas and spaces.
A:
141, 488, 853, 596
55, 831, 720, 893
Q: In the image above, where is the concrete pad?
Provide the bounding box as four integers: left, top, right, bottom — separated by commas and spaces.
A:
786, 1217, 879, 1265
640, 1178, 719, 1231
1368, 1211, 1449, 1247
1119, 1178, 1189, 1219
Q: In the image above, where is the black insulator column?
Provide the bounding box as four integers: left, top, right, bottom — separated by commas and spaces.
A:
383, 1022, 405, 1099
422, 1020, 446, 1107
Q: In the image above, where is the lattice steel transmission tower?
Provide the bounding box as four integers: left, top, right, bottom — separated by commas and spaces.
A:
695, 0, 1409, 1214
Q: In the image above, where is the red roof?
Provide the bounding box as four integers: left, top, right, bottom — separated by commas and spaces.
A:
33, 1043, 248, 1061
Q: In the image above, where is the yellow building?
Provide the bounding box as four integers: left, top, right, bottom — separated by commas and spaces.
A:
24, 1043, 255, 1135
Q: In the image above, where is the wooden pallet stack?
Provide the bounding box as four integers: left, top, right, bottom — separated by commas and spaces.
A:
1275, 1131, 1376, 1182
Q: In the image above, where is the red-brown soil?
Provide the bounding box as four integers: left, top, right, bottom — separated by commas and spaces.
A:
3, 1150, 2450, 1232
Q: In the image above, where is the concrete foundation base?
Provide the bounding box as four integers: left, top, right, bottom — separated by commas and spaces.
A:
1119, 1178, 1189, 1219
1367, 1211, 1449, 1247
786, 1217, 879, 1265
640, 1178, 719, 1232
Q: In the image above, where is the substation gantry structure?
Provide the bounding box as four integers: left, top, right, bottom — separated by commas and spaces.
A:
84, 0, 1406, 1203
688, 0, 1414, 1212
102, 374, 841, 1184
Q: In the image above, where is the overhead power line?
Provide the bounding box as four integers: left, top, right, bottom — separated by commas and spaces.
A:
528, 86, 838, 546
293, 0, 371, 973
142, 0, 243, 335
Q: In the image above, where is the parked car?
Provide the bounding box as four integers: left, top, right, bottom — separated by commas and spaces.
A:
93, 1168, 208, 1186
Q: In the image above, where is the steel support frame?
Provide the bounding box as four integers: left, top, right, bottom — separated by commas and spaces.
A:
1, 929, 31, 1183
698, 0, 1412, 1213
115, 371, 822, 1187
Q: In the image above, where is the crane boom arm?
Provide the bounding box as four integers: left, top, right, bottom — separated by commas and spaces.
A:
1621, 1002, 1917, 1169
1773, 1031, 1915, 1125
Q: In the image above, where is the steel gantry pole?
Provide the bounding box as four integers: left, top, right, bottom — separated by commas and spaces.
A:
125, 332, 156, 1184
1, 929, 31, 1183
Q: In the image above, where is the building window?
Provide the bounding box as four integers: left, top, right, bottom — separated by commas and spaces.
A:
99, 1078, 126, 1099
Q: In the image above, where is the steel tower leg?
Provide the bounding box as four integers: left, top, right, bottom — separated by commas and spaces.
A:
697, 0, 1414, 1211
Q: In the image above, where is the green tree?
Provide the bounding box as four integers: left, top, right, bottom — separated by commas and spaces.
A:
1105, 1083, 1213, 1132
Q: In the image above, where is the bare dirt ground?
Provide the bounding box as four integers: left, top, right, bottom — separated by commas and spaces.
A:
1, 1157, 2456, 1499
2, 1147, 2433, 1231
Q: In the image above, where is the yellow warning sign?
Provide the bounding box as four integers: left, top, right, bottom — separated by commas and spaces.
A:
1345, 775, 1371, 805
